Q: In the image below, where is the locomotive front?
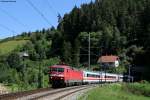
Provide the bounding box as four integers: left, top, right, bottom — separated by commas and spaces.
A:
49, 65, 66, 87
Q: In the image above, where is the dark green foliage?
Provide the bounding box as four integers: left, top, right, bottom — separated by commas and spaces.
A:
72, 38, 80, 67
50, 30, 64, 57
62, 41, 72, 64
1, 0, 150, 91
7, 52, 22, 71
0, 26, 61, 90
124, 82, 150, 97
55, 0, 150, 80
38, 62, 44, 88
0, 63, 9, 83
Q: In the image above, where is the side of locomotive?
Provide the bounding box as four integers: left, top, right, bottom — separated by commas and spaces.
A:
49, 65, 83, 87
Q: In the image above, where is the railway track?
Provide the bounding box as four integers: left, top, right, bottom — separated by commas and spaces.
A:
22, 85, 95, 100
0, 85, 96, 100
0, 87, 52, 100
53, 86, 93, 100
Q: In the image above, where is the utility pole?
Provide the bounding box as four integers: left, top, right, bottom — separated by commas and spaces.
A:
100, 66, 102, 87
105, 63, 108, 84
105, 65, 106, 83
19, 52, 29, 91
13, 33, 15, 39
88, 33, 90, 70
100, 45, 103, 87
128, 65, 131, 83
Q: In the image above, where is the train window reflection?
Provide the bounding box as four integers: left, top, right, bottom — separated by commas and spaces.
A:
58, 68, 64, 72
87, 74, 100, 78
51, 68, 64, 72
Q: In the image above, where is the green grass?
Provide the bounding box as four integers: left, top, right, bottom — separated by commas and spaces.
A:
79, 84, 150, 100
0, 40, 28, 55
6, 83, 38, 92
125, 82, 150, 96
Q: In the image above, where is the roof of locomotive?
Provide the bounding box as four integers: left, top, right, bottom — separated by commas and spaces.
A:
49, 65, 71, 69
49, 65, 83, 72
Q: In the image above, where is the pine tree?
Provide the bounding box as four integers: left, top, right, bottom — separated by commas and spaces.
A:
72, 38, 80, 67
62, 41, 72, 64
50, 31, 63, 57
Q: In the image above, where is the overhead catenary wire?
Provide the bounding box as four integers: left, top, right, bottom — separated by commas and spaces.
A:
74, 0, 78, 6
0, 7, 29, 29
81, 0, 83, 4
74, 0, 85, 6
51, 0, 62, 15
0, 24, 17, 34
26, 0, 53, 26
45, 0, 59, 16
79, 47, 99, 57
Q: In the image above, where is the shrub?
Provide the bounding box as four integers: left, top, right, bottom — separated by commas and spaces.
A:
124, 82, 150, 97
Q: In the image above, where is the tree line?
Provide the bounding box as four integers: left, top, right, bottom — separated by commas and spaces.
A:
0, 0, 150, 90
55, 0, 150, 80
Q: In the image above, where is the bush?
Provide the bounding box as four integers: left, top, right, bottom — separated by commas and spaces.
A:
124, 82, 150, 97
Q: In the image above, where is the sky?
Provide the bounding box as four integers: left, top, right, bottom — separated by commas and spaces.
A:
0, 0, 95, 39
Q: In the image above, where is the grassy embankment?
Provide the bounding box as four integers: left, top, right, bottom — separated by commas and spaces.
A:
0, 39, 28, 55
125, 82, 150, 97
79, 83, 150, 100
0, 39, 28, 92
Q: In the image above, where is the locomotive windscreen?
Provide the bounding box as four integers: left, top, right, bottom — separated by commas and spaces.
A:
51, 68, 64, 72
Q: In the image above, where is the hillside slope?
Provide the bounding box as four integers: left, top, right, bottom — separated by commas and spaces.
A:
0, 39, 28, 55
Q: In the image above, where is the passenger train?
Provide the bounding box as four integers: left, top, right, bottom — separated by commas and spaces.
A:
49, 65, 123, 87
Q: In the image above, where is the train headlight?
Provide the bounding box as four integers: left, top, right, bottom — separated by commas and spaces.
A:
60, 77, 63, 80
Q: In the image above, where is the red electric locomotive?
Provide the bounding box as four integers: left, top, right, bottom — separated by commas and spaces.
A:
49, 65, 83, 87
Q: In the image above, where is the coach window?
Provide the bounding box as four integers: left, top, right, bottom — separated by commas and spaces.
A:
96, 75, 99, 78
87, 74, 89, 77
58, 68, 64, 72
87, 74, 91, 77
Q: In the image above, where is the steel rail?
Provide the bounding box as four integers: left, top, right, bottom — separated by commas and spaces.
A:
30, 85, 96, 100
0, 87, 52, 100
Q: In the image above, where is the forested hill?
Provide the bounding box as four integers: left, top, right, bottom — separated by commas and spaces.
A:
0, 0, 150, 91
0, 29, 61, 91
57, 0, 150, 52
55, 0, 150, 79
